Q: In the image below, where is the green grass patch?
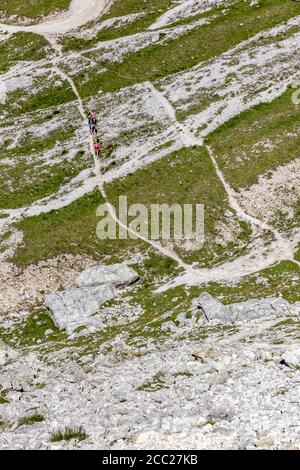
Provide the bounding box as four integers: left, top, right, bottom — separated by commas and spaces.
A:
12, 190, 148, 266
0, 32, 51, 73
0, 0, 71, 18
273, 318, 297, 328
0, 308, 67, 348
294, 243, 300, 263
0, 149, 89, 210
105, 146, 253, 266
0, 125, 76, 161
0, 393, 9, 404
102, 0, 173, 20
1, 81, 76, 119
50, 426, 87, 442
206, 87, 300, 189
74, 0, 300, 96
18, 414, 45, 426
136, 371, 168, 392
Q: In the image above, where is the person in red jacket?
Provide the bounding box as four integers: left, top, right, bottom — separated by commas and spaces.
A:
93, 138, 100, 157
90, 110, 97, 125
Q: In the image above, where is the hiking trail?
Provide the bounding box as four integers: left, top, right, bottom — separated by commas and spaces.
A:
1, 0, 299, 289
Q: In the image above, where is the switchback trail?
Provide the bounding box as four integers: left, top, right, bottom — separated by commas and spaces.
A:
60, 70, 300, 289
1, 1, 299, 290
50, 42, 190, 271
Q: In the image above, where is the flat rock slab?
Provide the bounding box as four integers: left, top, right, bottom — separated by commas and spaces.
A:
45, 284, 115, 334
76, 263, 139, 288
197, 292, 290, 323
229, 297, 290, 322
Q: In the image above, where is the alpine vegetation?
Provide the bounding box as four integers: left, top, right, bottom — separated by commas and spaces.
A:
0, 0, 300, 451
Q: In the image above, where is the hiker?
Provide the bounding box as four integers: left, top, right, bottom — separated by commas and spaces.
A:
91, 123, 98, 136
91, 110, 97, 125
93, 139, 100, 157
88, 113, 93, 131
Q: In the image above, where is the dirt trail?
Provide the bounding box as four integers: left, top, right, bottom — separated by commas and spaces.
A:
1, 2, 299, 290
148, 85, 300, 289
207, 146, 300, 270
2, 53, 299, 287
48, 38, 190, 271
0, 0, 114, 35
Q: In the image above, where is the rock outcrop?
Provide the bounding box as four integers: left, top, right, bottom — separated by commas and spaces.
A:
76, 264, 139, 288
281, 347, 300, 368
45, 285, 115, 334
45, 264, 140, 334
195, 292, 229, 322
196, 292, 291, 323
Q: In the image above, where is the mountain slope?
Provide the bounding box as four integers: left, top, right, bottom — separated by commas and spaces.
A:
0, 0, 300, 450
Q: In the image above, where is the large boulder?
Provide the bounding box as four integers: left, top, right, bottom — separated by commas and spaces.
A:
281, 347, 300, 368
196, 292, 229, 322
76, 263, 139, 288
196, 292, 290, 323
45, 284, 115, 334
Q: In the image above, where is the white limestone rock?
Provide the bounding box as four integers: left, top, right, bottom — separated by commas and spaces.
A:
281, 347, 300, 368
0, 368, 34, 392
0, 342, 18, 367
76, 263, 139, 288
45, 284, 115, 334
196, 292, 290, 323
196, 292, 229, 322
229, 296, 290, 322
290, 301, 300, 315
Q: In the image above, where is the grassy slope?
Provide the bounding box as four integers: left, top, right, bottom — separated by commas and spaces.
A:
63, 0, 175, 50
0, 0, 71, 18
12, 146, 252, 267
0, 32, 51, 73
1, 1, 300, 355
105, 146, 253, 266
0, 80, 76, 119
12, 190, 148, 266
0, 124, 76, 162
173, 21, 300, 122
206, 87, 300, 189
0, 149, 88, 210
74, 0, 300, 96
